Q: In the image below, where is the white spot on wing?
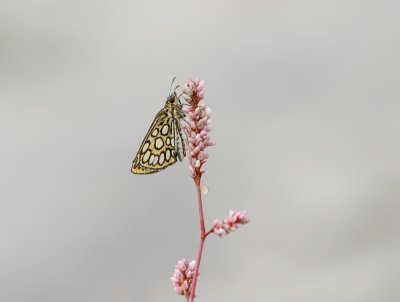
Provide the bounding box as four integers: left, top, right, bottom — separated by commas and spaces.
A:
155, 138, 164, 149
159, 153, 165, 164
161, 124, 169, 135
152, 129, 159, 137
166, 150, 171, 160
142, 142, 149, 153
149, 154, 155, 164
166, 138, 171, 145
153, 155, 158, 166
143, 150, 150, 162
171, 138, 175, 147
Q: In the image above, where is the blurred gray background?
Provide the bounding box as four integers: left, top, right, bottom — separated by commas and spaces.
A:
1, 1, 399, 301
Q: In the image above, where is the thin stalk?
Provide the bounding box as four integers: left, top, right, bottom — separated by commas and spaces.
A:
189, 184, 205, 302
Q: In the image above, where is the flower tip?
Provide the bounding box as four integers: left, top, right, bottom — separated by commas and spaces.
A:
212, 210, 249, 237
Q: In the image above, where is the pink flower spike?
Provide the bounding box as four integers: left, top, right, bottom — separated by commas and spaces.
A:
182, 77, 214, 184
212, 210, 249, 237
171, 259, 197, 299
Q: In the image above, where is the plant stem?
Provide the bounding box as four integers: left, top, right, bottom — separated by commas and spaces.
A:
189, 183, 206, 302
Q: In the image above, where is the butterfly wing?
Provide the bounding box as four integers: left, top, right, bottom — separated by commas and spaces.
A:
131, 109, 180, 174
172, 117, 186, 161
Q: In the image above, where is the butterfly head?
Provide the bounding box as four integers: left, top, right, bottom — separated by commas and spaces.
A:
166, 92, 177, 104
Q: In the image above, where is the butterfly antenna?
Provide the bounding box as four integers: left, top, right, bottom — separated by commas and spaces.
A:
169, 77, 177, 94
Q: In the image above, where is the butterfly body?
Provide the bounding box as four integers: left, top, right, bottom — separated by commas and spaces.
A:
131, 92, 186, 174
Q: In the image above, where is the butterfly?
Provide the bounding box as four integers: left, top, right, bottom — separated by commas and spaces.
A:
131, 81, 186, 174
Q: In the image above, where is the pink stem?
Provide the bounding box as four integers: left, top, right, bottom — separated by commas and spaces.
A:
189, 184, 206, 302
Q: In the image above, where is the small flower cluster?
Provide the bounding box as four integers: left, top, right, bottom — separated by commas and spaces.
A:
182, 78, 214, 182
171, 259, 197, 299
213, 210, 249, 238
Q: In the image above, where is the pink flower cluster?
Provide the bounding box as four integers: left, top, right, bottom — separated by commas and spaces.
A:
213, 210, 249, 237
171, 259, 197, 299
182, 78, 214, 180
